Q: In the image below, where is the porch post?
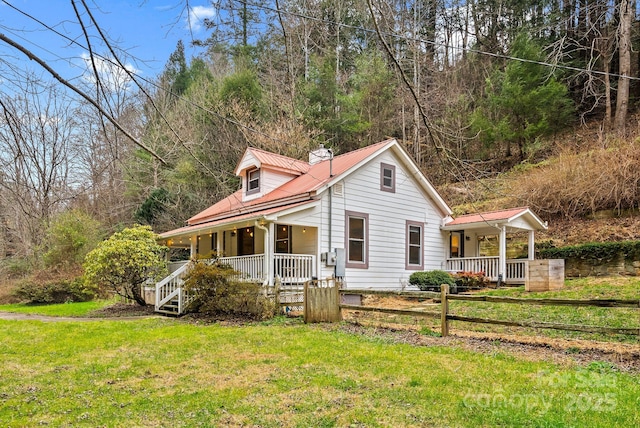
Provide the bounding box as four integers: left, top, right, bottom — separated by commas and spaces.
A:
216, 232, 222, 257
498, 226, 507, 282
190, 234, 197, 259
528, 230, 535, 260
266, 222, 275, 286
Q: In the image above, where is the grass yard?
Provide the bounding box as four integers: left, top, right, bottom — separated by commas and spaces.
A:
0, 299, 113, 317
348, 276, 640, 343
0, 317, 638, 427
448, 276, 640, 342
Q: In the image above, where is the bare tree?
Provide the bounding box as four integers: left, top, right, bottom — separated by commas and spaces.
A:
0, 79, 78, 255
614, 0, 632, 132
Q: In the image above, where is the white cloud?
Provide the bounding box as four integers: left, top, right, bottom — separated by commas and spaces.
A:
81, 52, 139, 92
187, 5, 216, 32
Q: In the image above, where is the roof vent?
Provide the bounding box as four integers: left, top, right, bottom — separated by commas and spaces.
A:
333, 182, 344, 196
309, 144, 332, 165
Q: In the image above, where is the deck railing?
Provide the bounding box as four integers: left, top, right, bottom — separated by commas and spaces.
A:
444, 257, 528, 284
218, 254, 265, 282
217, 253, 316, 284
274, 254, 316, 284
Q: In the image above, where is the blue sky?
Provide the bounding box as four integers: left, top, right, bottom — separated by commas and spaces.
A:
0, 0, 214, 87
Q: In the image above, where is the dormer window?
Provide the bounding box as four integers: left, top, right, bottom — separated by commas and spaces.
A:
380, 163, 395, 193
247, 168, 260, 194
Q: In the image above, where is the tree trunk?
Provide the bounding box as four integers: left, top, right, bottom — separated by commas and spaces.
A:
614, 0, 631, 132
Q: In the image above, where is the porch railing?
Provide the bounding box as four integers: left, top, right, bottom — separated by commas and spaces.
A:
505, 259, 528, 284
219, 254, 265, 282
444, 257, 528, 284
274, 254, 316, 284
217, 253, 316, 284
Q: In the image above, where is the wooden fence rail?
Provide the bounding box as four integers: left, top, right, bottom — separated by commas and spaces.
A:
339, 288, 639, 337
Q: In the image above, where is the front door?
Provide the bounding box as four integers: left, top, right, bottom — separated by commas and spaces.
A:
238, 227, 254, 256
450, 231, 464, 258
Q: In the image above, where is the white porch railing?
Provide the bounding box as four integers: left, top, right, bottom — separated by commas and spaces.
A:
218, 254, 265, 282
445, 257, 528, 284
155, 254, 316, 315
505, 259, 528, 284
274, 254, 316, 284
217, 253, 317, 284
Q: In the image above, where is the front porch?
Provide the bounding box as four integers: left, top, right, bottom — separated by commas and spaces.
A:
155, 253, 317, 315
156, 219, 318, 314
444, 257, 528, 284
442, 207, 549, 285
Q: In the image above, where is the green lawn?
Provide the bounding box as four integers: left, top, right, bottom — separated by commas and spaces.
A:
350, 277, 639, 343
448, 277, 640, 342
0, 317, 638, 427
0, 299, 113, 317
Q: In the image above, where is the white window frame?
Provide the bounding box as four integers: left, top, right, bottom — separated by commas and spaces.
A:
247, 168, 260, 195
345, 210, 369, 269
406, 220, 424, 270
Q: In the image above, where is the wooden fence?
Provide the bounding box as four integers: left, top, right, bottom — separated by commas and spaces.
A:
338, 286, 640, 337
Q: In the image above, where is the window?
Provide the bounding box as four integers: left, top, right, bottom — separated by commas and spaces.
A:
380, 163, 396, 193
247, 168, 260, 194
345, 211, 369, 268
406, 221, 424, 270
275, 224, 291, 253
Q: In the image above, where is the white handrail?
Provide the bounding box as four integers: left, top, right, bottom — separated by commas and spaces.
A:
155, 262, 190, 311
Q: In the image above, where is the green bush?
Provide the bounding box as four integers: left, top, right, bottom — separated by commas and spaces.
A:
43, 209, 103, 268
83, 225, 167, 306
538, 240, 640, 264
14, 268, 94, 303
1, 257, 33, 279
453, 271, 490, 290
409, 270, 455, 292
183, 261, 275, 320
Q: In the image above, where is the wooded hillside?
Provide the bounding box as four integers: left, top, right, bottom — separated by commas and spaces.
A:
1, 0, 640, 260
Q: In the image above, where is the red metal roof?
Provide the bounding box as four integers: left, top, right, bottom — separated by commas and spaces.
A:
161, 200, 317, 239
445, 207, 532, 226
238, 147, 310, 175
188, 139, 395, 225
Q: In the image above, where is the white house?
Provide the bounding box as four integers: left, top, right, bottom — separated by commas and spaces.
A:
156, 138, 547, 314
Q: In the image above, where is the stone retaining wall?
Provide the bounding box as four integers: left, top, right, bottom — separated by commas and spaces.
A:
564, 255, 640, 277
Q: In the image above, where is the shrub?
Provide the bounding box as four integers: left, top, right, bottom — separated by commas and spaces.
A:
409, 270, 455, 292
43, 210, 103, 268
84, 225, 167, 306
453, 271, 489, 290
1, 257, 33, 279
183, 260, 275, 320
538, 240, 640, 264
14, 267, 94, 303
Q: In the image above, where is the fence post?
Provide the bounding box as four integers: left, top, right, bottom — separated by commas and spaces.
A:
441, 284, 449, 337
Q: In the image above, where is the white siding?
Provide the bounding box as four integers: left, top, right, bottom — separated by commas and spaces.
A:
318, 150, 448, 289
241, 167, 298, 202
261, 168, 298, 194
236, 151, 259, 173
